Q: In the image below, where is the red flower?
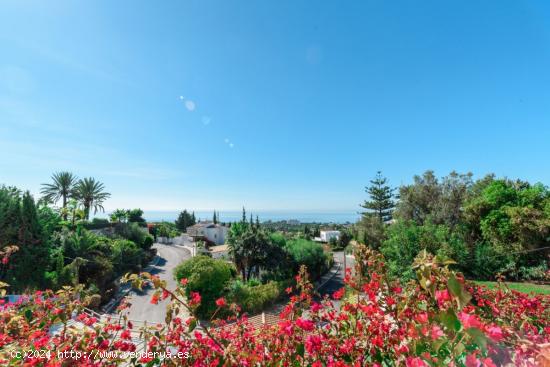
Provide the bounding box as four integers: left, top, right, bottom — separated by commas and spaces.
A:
415, 313, 429, 324
332, 287, 345, 300
180, 278, 188, 286
405, 357, 427, 367
150, 294, 159, 305
190, 291, 201, 306
481, 358, 497, 367
435, 289, 451, 306
465, 353, 480, 367
278, 320, 293, 335
98, 339, 110, 350
305, 335, 322, 353
215, 297, 226, 307
311, 302, 323, 313
296, 317, 314, 331
430, 325, 444, 340
486, 325, 503, 341
458, 312, 482, 329
120, 330, 131, 340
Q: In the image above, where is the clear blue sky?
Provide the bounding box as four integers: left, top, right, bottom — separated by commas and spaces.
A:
1, 1, 549, 211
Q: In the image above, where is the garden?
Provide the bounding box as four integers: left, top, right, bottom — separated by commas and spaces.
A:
172, 213, 332, 319
0, 172, 156, 306
0, 243, 548, 366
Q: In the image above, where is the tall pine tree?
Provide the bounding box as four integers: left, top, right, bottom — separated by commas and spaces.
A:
361, 171, 395, 222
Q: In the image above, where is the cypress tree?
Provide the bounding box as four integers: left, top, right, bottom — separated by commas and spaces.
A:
7, 191, 49, 290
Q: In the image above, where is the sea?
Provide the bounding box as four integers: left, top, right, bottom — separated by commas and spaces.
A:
98, 210, 360, 224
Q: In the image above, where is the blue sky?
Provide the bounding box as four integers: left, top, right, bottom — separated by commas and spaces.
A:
1, 1, 549, 211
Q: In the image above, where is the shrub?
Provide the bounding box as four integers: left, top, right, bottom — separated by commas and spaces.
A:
142, 234, 154, 251
114, 222, 147, 245
286, 238, 330, 279
111, 239, 143, 274
83, 218, 111, 230
269, 232, 287, 247
173, 256, 234, 318
381, 220, 459, 280
227, 279, 287, 314
518, 263, 549, 281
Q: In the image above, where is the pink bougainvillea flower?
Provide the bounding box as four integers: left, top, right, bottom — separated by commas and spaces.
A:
435, 289, 451, 306
481, 358, 497, 367
415, 312, 429, 324
465, 353, 481, 367
305, 334, 322, 353
458, 312, 482, 329
486, 325, 503, 341
431, 325, 444, 340
296, 317, 315, 331
406, 356, 427, 367
332, 287, 345, 300
190, 291, 202, 306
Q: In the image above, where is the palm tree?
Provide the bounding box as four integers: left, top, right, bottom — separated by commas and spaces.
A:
40, 171, 78, 220
74, 177, 111, 220
110, 208, 129, 223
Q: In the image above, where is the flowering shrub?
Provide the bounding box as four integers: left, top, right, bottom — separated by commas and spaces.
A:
0, 244, 549, 366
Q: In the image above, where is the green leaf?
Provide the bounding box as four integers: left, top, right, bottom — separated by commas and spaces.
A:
453, 342, 465, 355
433, 339, 447, 352
447, 275, 472, 309
439, 309, 461, 332
466, 327, 488, 351
448, 275, 462, 297
296, 343, 305, 358
24, 309, 33, 322
188, 318, 197, 332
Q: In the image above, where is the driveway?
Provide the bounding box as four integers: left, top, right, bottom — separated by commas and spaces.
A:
122, 240, 192, 324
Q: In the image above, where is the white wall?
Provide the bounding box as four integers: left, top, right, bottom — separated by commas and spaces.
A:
205, 226, 228, 245
320, 231, 340, 242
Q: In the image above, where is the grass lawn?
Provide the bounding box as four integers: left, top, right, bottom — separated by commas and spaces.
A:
474, 281, 550, 295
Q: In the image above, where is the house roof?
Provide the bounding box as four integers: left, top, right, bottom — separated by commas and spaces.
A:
190, 222, 216, 229
210, 245, 229, 253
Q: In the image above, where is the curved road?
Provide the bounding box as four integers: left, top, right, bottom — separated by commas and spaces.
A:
122, 241, 192, 324
317, 251, 355, 309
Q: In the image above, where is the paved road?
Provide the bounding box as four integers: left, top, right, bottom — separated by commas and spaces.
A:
122, 241, 192, 324
317, 251, 355, 308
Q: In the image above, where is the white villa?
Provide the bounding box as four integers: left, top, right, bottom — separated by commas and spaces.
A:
187, 222, 228, 245
319, 230, 340, 243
